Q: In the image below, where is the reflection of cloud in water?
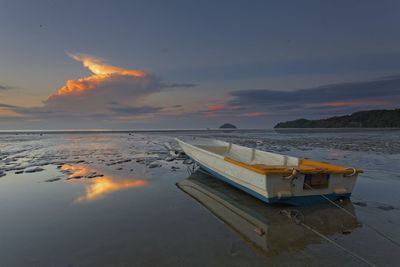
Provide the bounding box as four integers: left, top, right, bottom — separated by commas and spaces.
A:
77, 177, 146, 202
61, 164, 147, 202
61, 164, 97, 178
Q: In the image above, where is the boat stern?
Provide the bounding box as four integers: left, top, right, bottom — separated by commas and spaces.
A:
265, 172, 359, 205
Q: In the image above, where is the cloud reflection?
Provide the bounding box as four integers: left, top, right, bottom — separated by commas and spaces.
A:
61, 164, 147, 202
76, 177, 146, 203
61, 164, 97, 178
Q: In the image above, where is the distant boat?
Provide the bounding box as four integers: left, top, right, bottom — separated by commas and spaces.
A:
176, 137, 362, 205
177, 171, 360, 255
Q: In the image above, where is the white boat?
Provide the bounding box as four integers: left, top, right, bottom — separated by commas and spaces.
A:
175, 137, 362, 205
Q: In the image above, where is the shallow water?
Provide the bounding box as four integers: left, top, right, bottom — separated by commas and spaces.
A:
0, 130, 400, 266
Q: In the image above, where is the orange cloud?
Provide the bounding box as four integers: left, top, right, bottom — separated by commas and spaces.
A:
322, 101, 357, 107
207, 105, 225, 111
321, 99, 390, 107
204, 104, 246, 117
48, 53, 145, 99
67, 53, 145, 77
205, 104, 225, 117
241, 112, 266, 117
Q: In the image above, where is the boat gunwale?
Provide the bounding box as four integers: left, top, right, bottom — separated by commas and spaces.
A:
175, 138, 226, 160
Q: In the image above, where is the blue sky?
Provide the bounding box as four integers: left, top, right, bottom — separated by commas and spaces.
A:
1, 0, 400, 129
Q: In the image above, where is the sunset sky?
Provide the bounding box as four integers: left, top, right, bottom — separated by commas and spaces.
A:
1, 0, 400, 129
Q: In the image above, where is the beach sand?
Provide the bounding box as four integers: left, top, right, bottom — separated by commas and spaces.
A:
0, 130, 399, 266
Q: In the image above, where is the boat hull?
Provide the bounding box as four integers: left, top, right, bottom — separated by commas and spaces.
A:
198, 163, 351, 206
176, 138, 358, 206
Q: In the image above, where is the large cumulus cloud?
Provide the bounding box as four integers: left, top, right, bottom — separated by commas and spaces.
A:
6, 53, 193, 124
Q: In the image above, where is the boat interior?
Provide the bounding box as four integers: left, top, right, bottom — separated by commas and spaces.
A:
182, 138, 362, 176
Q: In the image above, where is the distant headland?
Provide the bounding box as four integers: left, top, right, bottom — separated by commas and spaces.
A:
274, 109, 400, 128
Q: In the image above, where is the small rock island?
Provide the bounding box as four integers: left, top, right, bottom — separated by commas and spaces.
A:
274, 109, 400, 128
219, 123, 237, 129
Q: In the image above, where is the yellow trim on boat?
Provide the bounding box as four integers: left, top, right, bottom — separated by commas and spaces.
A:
224, 157, 363, 176
299, 159, 363, 175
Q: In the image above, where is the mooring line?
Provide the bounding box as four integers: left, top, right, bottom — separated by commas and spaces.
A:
179, 177, 378, 266
304, 183, 400, 248
281, 209, 377, 267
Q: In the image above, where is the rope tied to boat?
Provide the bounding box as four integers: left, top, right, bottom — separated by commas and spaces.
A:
280, 208, 377, 267
283, 168, 297, 180
344, 167, 357, 177
304, 182, 400, 248
280, 209, 304, 224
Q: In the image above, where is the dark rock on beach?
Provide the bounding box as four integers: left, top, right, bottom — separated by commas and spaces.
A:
24, 167, 45, 173
45, 178, 61, 182
148, 162, 162, 168
85, 173, 104, 179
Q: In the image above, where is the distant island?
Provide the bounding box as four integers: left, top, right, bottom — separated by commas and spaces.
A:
219, 123, 237, 129
274, 109, 400, 128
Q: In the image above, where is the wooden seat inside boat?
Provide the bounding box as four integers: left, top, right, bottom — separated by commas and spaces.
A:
224, 157, 362, 176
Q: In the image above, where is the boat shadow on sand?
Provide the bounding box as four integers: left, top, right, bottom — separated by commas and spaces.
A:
177, 171, 361, 256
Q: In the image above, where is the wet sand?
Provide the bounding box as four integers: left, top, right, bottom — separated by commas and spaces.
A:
0, 130, 400, 266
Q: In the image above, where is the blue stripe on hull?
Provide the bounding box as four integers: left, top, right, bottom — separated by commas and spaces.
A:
197, 163, 351, 206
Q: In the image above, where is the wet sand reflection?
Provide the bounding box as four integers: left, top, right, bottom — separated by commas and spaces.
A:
61, 164, 147, 202
177, 171, 360, 256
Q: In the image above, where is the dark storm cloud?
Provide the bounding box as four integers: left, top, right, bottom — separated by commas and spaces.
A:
229, 75, 400, 112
